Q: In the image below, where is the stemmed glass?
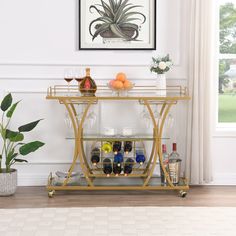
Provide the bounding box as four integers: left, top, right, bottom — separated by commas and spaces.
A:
74, 69, 84, 93
153, 105, 161, 124
76, 106, 97, 128
64, 112, 72, 129
166, 114, 174, 130
64, 69, 74, 95
140, 106, 151, 128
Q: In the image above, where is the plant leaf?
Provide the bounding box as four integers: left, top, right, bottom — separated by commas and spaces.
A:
5, 129, 18, 139
101, 0, 114, 17
18, 119, 43, 132
19, 141, 45, 156
1, 93, 12, 112
6, 152, 18, 165
89, 17, 113, 36
6, 101, 20, 118
5, 129, 24, 142
14, 159, 28, 163
122, 11, 146, 24
114, 0, 130, 22
92, 23, 110, 40
110, 24, 130, 39
89, 5, 105, 16
117, 5, 142, 23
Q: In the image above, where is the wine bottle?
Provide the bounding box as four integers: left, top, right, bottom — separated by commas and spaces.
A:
124, 141, 132, 154
79, 68, 97, 96
103, 158, 113, 177
91, 147, 100, 166
101, 142, 112, 154
136, 150, 146, 165
124, 158, 134, 176
113, 162, 122, 176
114, 152, 123, 167
113, 141, 122, 154
160, 144, 169, 185
168, 143, 182, 185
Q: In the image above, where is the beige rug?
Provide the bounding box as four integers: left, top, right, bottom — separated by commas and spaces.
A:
0, 207, 235, 236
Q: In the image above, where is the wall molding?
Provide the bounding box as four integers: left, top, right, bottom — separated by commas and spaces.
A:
213, 173, 236, 185
18, 174, 48, 186
0, 62, 182, 67
0, 76, 187, 81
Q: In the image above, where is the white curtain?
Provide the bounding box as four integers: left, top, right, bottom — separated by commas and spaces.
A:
185, 0, 214, 184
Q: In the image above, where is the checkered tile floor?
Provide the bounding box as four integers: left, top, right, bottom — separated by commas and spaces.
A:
0, 207, 235, 236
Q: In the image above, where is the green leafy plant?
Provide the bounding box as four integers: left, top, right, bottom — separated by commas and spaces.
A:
150, 54, 173, 74
89, 0, 146, 41
0, 93, 45, 173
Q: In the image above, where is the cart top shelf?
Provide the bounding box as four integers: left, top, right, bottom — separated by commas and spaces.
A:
46, 85, 191, 101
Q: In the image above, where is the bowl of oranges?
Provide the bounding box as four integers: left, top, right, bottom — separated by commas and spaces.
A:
108, 73, 134, 96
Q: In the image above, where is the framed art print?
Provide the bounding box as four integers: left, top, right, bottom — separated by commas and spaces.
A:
79, 0, 156, 50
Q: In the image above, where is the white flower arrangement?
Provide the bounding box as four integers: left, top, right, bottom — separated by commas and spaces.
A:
150, 54, 173, 74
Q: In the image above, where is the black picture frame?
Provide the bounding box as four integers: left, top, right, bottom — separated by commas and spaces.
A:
79, 0, 156, 50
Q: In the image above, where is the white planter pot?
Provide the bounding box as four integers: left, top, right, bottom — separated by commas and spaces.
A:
0, 169, 17, 196
156, 74, 167, 96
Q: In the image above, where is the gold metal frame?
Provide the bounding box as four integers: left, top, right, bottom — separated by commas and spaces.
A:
46, 85, 190, 197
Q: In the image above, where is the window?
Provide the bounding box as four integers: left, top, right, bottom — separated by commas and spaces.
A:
218, 1, 236, 123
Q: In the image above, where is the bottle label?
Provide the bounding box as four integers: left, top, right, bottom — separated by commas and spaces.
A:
84, 79, 91, 89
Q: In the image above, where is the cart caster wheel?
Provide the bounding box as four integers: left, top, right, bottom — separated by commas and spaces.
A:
48, 190, 55, 198
179, 190, 187, 198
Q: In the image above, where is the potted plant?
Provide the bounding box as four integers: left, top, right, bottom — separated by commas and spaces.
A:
0, 93, 45, 196
89, 0, 146, 43
150, 54, 173, 96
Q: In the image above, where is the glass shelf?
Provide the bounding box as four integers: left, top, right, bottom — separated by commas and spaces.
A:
50, 175, 188, 187
47, 85, 190, 101
66, 134, 169, 141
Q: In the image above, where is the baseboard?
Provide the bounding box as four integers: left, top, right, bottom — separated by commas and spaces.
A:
18, 174, 48, 186
212, 173, 236, 185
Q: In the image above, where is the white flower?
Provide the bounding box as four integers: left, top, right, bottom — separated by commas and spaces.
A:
158, 61, 167, 70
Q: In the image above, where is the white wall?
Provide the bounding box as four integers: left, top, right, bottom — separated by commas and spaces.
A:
0, 0, 191, 186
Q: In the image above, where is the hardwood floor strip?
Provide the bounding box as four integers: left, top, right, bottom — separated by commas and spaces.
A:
0, 186, 236, 208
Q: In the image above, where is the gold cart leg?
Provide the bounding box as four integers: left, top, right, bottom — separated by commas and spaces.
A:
158, 103, 175, 187
144, 103, 166, 175
60, 99, 94, 186
77, 100, 96, 186
60, 99, 80, 186
142, 100, 159, 186
143, 101, 175, 187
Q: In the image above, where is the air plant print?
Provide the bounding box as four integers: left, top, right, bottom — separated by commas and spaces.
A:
89, 0, 146, 42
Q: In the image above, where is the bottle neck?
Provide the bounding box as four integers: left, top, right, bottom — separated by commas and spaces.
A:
162, 144, 167, 153
172, 143, 177, 152
86, 68, 90, 77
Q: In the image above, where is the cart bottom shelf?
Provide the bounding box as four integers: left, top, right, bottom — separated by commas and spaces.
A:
47, 174, 189, 196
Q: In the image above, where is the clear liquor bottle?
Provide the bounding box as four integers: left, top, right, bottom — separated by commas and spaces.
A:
168, 143, 182, 185
160, 144, 169, 185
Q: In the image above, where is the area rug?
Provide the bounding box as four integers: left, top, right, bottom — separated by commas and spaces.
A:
0, 207, 235, 236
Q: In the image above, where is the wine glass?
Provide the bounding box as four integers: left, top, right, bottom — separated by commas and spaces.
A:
166, 114, 174, 130
140, 106, 151, 128
64, 112, 72, 129
153, 105, 161, 123
74, 69, 84, 93
64, 69, 74, 95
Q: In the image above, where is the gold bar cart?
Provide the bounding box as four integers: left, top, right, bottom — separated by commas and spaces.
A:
46, 85, 191, 197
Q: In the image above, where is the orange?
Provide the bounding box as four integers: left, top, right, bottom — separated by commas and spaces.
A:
113, 80, 124, 89
109, 80, 116, 88
116, 73, 127, 82
123, 80, 132, 89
